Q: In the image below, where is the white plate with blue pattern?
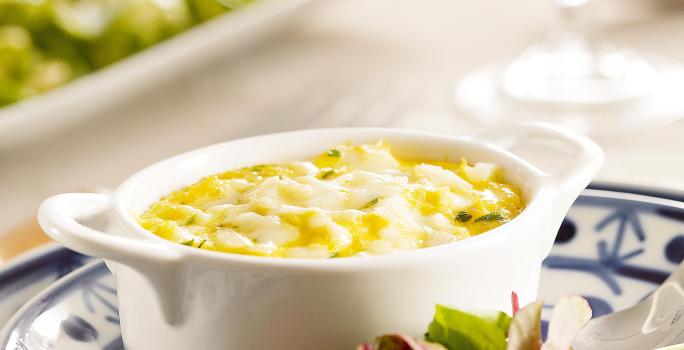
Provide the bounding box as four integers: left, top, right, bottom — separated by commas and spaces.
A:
1, 184, 684, 349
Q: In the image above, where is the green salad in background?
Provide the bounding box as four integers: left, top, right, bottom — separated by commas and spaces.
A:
0, 0, 249, 107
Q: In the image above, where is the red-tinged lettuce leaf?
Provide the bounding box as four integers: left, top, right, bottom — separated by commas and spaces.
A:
506, 301, 542, 350
541, 295, 592, 350
511, 292, 520, 315
426, 304, 511, 350
357, 333, 447, 350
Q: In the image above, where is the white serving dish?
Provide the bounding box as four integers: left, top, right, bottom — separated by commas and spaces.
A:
37, 123, 603, 350
0, 0, 314, 151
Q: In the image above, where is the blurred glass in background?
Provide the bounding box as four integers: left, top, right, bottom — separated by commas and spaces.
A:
454, 0, 684, 135
0, 0, 246, 107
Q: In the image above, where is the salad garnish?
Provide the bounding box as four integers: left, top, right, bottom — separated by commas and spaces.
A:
358, 294, 592, 350
474, 212, 505, 223
357, 334, 447, 350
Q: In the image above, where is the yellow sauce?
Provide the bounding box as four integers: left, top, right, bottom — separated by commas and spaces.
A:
138, 141, 524, 258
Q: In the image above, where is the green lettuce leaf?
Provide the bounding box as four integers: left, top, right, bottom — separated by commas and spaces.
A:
426, 304, 511, 350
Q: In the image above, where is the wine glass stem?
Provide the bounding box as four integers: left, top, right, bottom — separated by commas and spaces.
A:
557, 3, 585, 34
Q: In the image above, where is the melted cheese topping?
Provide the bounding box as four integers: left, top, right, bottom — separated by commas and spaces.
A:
138, 141, 524, 258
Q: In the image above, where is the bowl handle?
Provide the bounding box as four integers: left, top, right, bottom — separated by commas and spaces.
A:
476, 122, 604, 257
38, 193, 186, 325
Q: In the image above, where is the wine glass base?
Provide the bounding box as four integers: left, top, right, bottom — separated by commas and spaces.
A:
454, 54, 684, 135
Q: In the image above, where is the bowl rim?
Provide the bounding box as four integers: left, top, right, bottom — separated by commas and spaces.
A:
110, 127, 550, 271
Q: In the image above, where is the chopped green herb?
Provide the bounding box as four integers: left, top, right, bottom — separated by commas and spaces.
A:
474, 212, 505, 222
327, 149, 341, 157
330, 252, 340, 258
361, 197, 380, 209
181, 239, 195, 246
455, 211, 472, 222
185, 215, 196, 225
251, 164, 266, 172
320, 169, 336, 179
197, 239, 207, 248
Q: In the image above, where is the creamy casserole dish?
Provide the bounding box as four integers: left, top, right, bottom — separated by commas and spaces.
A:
38, 124, 603, 350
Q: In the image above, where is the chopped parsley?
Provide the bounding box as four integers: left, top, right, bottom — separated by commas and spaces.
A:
361, 197, 380, 210
474, 212, 505, 222
185, 215, 196, 225
197, 240, 207, 248
181, 239, 195, 246
455, 211, 472, 222
327, 149, 341, 157
320, 169, 336, 179
251, 164, 266, 172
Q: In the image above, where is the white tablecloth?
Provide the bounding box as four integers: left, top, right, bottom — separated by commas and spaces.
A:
1, 0, 683, 234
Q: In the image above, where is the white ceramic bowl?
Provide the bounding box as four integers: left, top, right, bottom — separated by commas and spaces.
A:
38, 123, 603, 350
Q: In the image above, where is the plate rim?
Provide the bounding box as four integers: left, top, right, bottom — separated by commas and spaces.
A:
0, 260, 108, 348
588, 181, 684, 203
0, 243, 71, 283
583, 186, 684, 211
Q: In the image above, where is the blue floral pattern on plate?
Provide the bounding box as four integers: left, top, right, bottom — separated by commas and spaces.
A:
0, 245, 90, 327
1, 186, 683, 349
1, 262, 122, 350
